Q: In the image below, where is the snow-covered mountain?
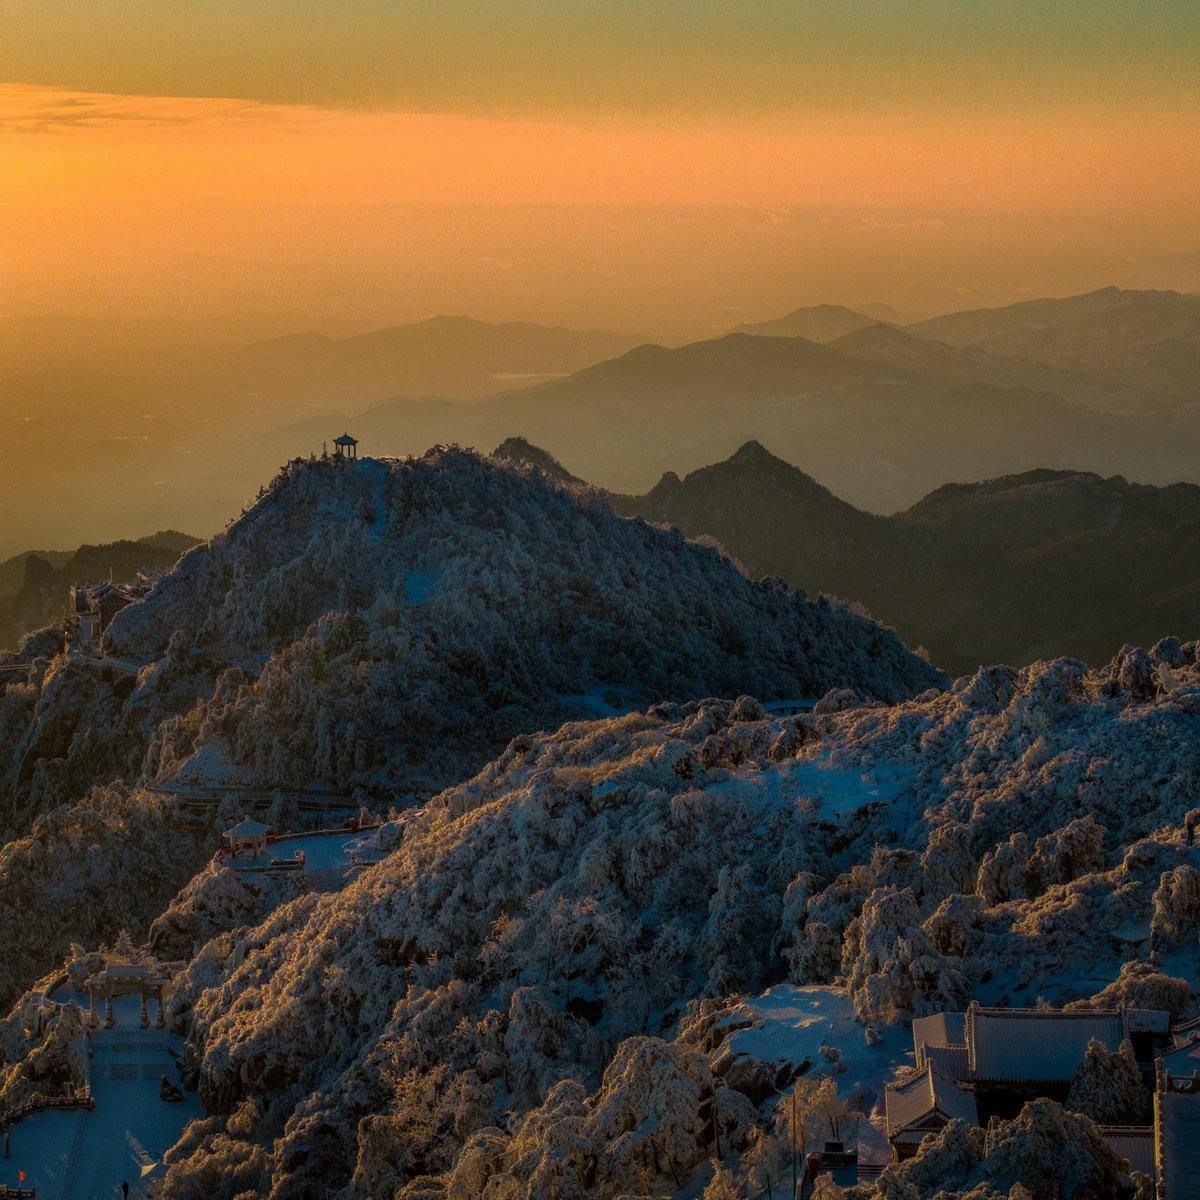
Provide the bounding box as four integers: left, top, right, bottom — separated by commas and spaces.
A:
104, 446, 938, 792
146, 641, 1200, 1198
4, 447, 1199, 1200
0, 445, 938, 1006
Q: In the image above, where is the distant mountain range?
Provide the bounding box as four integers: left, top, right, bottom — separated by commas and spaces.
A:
180, 314, 642, 406
731, 303, 880, 342
296, 322, 1195, 513
5, 288, 1199, 552
909, 285, 1200, 395
497, 438, 1200, 676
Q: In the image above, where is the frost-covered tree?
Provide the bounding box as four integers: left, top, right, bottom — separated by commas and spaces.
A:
1150, 863, 1200, 946
1065, 1039, 1147, 1125
1079, 959, 1192, 1022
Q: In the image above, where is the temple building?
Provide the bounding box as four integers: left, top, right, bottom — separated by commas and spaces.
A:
887, 1000, 1198, 1191
67, 575, 156, 648
884, 1061, 978, 1159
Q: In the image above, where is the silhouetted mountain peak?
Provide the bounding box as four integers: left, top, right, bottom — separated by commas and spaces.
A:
728, 439, 777, 464
491, 436, 582, 483
731, 303, 879, 342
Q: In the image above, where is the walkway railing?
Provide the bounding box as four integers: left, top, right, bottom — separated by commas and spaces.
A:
0, 1091, 94, 1132
156, 782, 355, 814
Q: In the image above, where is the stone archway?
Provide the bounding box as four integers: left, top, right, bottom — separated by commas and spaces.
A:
87, 961, 168, 1029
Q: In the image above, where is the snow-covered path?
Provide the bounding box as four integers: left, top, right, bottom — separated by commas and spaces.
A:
4, 994, 199, 1199
231, 827, 378, 873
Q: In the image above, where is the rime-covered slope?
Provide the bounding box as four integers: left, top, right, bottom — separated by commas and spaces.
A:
0, 447, 936, 1004
2, 446, 940, 824
158, 641, 1200, 1198
101, 447, 939, 796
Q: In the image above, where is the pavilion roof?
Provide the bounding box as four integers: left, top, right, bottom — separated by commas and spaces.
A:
334, 432, 358, 445
226, 818, 271, 837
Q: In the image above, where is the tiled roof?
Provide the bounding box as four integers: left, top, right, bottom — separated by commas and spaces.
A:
225, 818, 271, 837
1127, 1008, 1170, 1034
913, 1011, 966, 1060
1157, 1089, 1200, 1198
967, 1005, 1125, 1083
1161, 1035, 1200, 1077
1099, 1127, 1155, 1179
923, 1043, 970, 1082
885, 1063, 978, 1139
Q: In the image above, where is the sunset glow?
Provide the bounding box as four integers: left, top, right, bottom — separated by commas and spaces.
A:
3, 1, 1199, 348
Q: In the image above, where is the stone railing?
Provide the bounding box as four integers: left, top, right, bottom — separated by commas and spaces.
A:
0, 1089, 94, 1131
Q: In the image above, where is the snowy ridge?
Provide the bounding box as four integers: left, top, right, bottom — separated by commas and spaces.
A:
141, 643, 1200, 1198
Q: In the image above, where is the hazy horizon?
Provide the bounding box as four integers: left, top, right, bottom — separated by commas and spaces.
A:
4, 0, 1200, 356
3, 0, 1199, 553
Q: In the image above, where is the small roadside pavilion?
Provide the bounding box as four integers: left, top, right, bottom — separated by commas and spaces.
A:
223, 818, 271, 860
333, 432, 359, 460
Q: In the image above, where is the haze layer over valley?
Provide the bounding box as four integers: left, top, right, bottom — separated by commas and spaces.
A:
4, 287, 1200, 557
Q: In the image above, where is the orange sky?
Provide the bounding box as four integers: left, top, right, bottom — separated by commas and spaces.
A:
3, 1, 1199, 349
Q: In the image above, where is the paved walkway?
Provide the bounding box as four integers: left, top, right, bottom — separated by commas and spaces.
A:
4, 994, 199, 1199
231, 828, 379, 877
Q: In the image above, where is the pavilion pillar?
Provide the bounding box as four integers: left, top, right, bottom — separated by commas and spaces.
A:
89, 988, 98, 1023
140, 993, 149, 1029
105, 995, 114, 1027
156, 988, 166, 1028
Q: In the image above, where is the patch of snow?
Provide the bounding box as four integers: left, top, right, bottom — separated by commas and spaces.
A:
362, 457, 391, 542
556, 689, 633, 718
762, 698, 819, 714
703, 753, 915, 824
7, 994, 200, 1199
403, 570, 441, 605
166, 742, 240, 788
727, 984, 914, 1165
231, 828, 377, 874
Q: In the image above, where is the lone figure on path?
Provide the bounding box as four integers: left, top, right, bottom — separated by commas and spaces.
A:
122, 1181, 130, 1199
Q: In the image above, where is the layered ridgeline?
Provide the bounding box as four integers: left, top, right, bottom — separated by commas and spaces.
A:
910, 286, 1200, 396
135, 643, 1200, 1199
0, 446, 938, 1006
9, 290, 1199, 555
610, 441, 1200, 676
285, 328, 1196, 515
